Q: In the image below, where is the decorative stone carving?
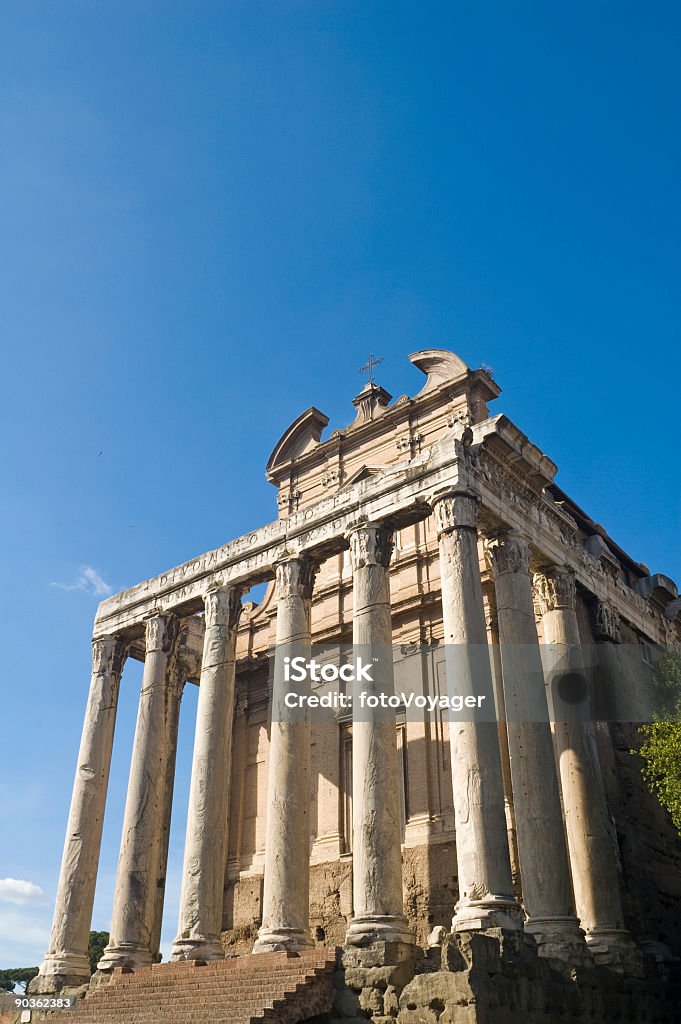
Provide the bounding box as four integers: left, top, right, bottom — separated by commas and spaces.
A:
484, 533, 530, 577
322, 467, 341, 488
275, 554, 319, 600
533, 566, 577, 613
593, 600, 622, 643
92, 634, 127, 676
144, 612, 178, 653
347, 523, 394, 569
431, 491, 478, 536
396, 430, 423, 456
276, 487, 301, 514
203, 585, 243, 629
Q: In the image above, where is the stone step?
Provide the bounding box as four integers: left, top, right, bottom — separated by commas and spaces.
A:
41, 950, 337, 1024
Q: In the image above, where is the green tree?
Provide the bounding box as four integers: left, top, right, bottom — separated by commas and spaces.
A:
88, 931, 109, 974
0, 967, 39, 992
636, 649, 681, 838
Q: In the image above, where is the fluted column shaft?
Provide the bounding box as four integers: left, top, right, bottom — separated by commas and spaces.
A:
173, 586, 242, 960
534, 567, 636, 964
485, 533, 586, 961
32, 636, 127, 992
253, 557, 317, 952
98, 613, 180, 970
432, 491, 521, 933
344, 523, 414, 949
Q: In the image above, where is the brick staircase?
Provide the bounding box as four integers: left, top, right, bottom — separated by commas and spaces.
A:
50, 950, 337, 1024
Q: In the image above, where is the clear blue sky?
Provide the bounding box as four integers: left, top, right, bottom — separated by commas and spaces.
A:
1, 1, 679, 968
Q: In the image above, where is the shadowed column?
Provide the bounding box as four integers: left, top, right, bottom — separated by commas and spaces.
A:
485, 533, 588, 963
534, 566, 639, 970
98, 612, 180, 971
31, 635, 127, 993
431, 490, 522, 934
173, 586, 242, 960
253, 556, 318, 952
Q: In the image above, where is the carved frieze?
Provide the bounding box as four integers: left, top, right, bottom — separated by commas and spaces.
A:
592, 600, 622, 643
477, 452, 578, 551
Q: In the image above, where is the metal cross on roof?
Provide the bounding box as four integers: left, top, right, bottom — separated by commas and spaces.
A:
359, 353, 383, 384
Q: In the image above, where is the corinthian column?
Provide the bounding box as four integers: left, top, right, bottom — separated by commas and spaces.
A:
344, 522, 414, 950
534, 567, 638, 968
484, 533, 587, 962
98, 612, 180, 971
31, 636, 127, 993
173, 586, 242, 960
253, 556, 318, 952
431, 491, 521, 933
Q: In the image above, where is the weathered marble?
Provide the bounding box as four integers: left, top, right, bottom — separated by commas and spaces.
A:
31, 636, 127, 992
432, 491, 522, 933
534, 565, 639, 969
484, 533, 587, 962
344, 523, 414, 949
253, 556, 318, 952
98, 613, 181, 971
173, 586, 242, 960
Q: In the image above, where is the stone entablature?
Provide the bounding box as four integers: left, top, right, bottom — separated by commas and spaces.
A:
94, 401, 676, 649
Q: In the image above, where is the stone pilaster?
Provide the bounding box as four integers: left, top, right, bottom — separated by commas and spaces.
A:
173, 586, 242, 960
431, 492, 521, 934
253, 556, 318, 953
98, 612, 180, 971
484, 533, 587, 962
344, 522, 415, 951
534, 567, 639, 970
31, 636, 127, 993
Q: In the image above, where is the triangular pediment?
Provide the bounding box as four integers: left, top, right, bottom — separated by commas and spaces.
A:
340, 464, 385, 489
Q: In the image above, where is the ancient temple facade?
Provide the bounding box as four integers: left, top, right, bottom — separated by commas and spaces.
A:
31, 350, 681, 1021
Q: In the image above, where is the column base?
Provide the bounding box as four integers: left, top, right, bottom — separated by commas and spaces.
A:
453, 896, 523, 933
171, 935, 225, 961
586, 928, 644, 975
345, 914, 415, 948
28, 954, 91, 994
525, 916, 591, 965
97, 942, 155, 972
252, 926, 314, 954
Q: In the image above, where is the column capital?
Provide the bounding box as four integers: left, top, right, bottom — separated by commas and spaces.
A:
144, 612, 179, 653
203, 586, 243, 629
429, 489, 479, 535
346, 521, 394, 570
92, 635, 128, 676
274, 554, 319, 600
484, 531, 530, 578
533, 566, 576, 614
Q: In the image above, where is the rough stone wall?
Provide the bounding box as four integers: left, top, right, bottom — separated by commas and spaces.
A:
222, 840, 458, 954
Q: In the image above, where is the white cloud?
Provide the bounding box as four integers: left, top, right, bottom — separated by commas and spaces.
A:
50, 565, 112, 597
0, 879, 44, 906
0, 905, 51, 968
